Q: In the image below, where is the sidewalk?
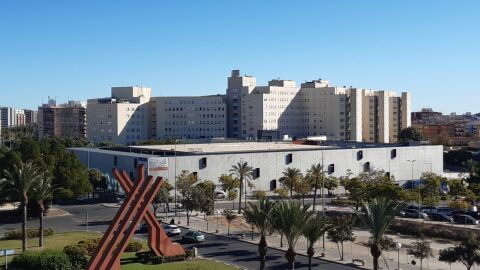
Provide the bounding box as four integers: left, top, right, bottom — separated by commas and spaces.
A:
177, 211, 466, 270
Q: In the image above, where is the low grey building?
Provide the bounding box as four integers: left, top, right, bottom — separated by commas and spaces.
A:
70, 141, 443, 194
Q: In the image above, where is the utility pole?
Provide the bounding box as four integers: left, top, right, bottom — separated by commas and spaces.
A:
174, 139, 178, 217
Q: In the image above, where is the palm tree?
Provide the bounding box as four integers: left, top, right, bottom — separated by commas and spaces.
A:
0, 162, 42, 251
31, 176, 58, 247
280, 167, 303, 198
465, 159, 479, 179
272, 200, 314, 270
223, 209, 237, 235
306, 163, 324, 211
230, 161, 253, 213
354, 197, 404, 270
243, 197, 276, 270
302, 214, 330, 270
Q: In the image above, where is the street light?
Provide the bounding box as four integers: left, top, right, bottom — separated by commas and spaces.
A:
407, 159, 419, 215
396, 242, 402, 270
174, 138, 179, 217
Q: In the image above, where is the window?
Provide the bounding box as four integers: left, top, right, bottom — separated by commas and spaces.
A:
192, 172, 198, 180
328, 164, 335, 174
253, 168, 260, 179
364, 162, 371, 172
285, 153, 293, 164
270, 180, 277, 191
199, 157, 207, 169
391, 149, 397, 159
134, 158, 138, 169
357, 150, 363, 161
114, 156, 118, 166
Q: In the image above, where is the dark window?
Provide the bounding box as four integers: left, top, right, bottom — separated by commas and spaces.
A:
270, 180, 277, 191
357, 150, 363, 161
114, 156, 118, 166
199, 157, 207, 169
134, 158, 138, 169
192, 172, 198, 180
328, 164, 335, 174
391, 149, 397, 159
364, 162, 371, 172
285, 153, 293, 164
253, 168, 260, 179
129, 172, 133, 179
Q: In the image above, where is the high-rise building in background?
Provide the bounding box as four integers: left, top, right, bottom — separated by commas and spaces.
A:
38, 99, 87, 139
1, 107, 27, 128
85, 70, 411, 145
25, 109, 38, 124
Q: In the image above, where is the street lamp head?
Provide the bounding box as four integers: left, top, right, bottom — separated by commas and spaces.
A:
396, 242, 402, 249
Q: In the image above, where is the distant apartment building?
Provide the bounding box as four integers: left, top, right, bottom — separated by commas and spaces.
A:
87, 86, 152, 145
152, 95, 227, 140
412, 108, 480, 146
25, 110, 38, 124
226, 70, 411, 143
1, 107, 26, 128
38, 100, 87, 139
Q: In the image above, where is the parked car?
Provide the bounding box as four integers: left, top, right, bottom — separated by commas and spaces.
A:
406, 205, 421, 210
436, 207, 455, 216
453, 214, 479, 225
450, 210, 466, 216
420, 206, 437, 214
465, 211, 480, 220
400, 209, 428, 219
182, 230, 205, 243
428, 212, 454, 222
138, 223, 148, 233
163, 224, 181, 236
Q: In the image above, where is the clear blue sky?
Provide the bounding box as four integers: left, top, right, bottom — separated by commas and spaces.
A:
0, 1, 478, 113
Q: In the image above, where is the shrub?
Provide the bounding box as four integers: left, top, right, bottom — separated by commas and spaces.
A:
150, 249, 193, 264
330, 199, 356, 206
3, 228, 54, 240
63, 245, 88, 270
448, 200, 469, 211
56, 189, 75, 200
125, 241, 143, 252
11, 250, 72, 270
77, 238, 100, 255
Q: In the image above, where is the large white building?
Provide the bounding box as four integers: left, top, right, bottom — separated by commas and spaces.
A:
70, 141, 443, 194
86, 70, 411, 145
1, 107, 26, 128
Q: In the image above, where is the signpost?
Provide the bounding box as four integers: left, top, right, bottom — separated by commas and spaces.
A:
0, 249, 15, 270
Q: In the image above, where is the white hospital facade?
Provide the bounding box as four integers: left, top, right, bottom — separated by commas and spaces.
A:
86, 70, 411, 145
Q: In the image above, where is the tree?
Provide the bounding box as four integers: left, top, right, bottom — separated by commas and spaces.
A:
243, 197, 276, 270
303, 214, 330, 270
294, 177, 310, 205
0, 162, 42, 251
305, 163, 324, 211
176, 170, 198, 225
197, 181, 215, 230
230, 161, 253, 213
464, 159, 479, 178
272, 200, 314, 270
279, 167, 303, 198
327, 216, 355, 261
30, 176, 58, 247
448, 178, 468, 197
340, 174, 367, 210
354, 197, 405, 270
420, 172, 444, 206
153, 180, 173, 217
222, 209, 236, 235
407, 238, 433, 270
219, 174, 240, 209
439, 234, 480, 270
398, 127, 424, 143
324, 176, 339, 197
87, 168, 107, 197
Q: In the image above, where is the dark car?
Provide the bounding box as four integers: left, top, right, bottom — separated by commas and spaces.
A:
420, 206, 437, 214
453, 214, 479, 225
400, 209, 428, 219
406, 205, 421, 210
428, 212, 453, 222
450, 210, 466, 216
465, 211, 480, 220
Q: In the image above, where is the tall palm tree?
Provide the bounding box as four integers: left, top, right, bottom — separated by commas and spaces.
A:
243, 197, 276, 270
354, 197, 404, 270
230, 161, 253, 213
280, 167, 303, 198
272, 200, 314, 270
302, 214, 330, 270
31, 176, 58, 247
306, 163, 324, 211
0, 162, 42, 251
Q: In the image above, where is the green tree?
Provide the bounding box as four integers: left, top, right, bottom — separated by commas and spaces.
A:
176, 170, 198, 225
305, 163, 324, 211
439, 234, 480, 270
354, 197, 405, 270
229, 161, 253, 213
219, 174, 240, 209
324, 176, 339, 197
31, 176, 58, 247
272, 200, 314, 270
327, 216, 355, 261
243, 197, 276, 270
420, 172, 444, 206
222, 209, 237, 235
302, 214, 330, 270
340, 173, 367, 210
464, 159, 479, 178
279, 167, 303, 198
153, 180, 173, 217
448, 179, 468, 197
294, 177, 310, 205
197, 181, 215, 230
407, 238, 433, 270
398, 127, 424, 143
87, 168, 107, 196
0, 162, 42, 251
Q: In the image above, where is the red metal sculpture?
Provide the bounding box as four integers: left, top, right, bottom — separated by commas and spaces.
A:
87, 165, 185, 270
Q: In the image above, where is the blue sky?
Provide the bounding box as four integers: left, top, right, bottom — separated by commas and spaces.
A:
0, 1, 478, 113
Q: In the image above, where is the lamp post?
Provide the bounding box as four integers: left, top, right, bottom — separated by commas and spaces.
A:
407, 159, 419, 215
174, 139, 178, 217
396, 242, 402, 270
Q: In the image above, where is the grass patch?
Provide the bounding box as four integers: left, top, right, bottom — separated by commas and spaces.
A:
121, 259, 238, 270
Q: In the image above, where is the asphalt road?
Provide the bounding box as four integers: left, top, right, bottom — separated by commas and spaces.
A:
139, 231, 360, 270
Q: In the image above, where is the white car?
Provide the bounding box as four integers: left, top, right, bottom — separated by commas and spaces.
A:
163, 224, 181, 236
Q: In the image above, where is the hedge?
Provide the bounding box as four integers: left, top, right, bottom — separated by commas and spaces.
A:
124, 241, 143, 252
10, 250, 72, 270
3, 228, 54, 240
